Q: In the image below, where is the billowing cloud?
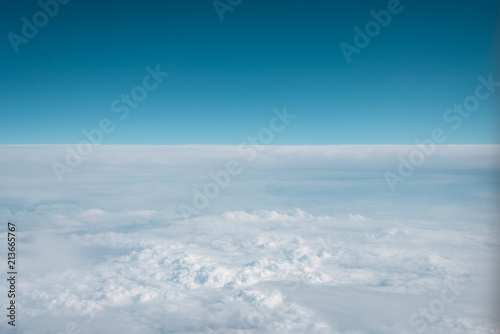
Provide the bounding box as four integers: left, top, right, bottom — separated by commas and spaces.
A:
0, 145, 498, 333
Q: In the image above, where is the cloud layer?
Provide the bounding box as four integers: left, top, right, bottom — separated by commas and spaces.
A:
0, 145, 498, 333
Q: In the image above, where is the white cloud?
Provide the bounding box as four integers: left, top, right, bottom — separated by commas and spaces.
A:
3, 208, 496, 333
0, 145, 498, 333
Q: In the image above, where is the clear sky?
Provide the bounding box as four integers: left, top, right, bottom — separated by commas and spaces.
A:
1, 0, 499, 144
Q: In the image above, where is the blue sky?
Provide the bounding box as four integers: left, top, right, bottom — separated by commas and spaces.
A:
1, 0, 499, 144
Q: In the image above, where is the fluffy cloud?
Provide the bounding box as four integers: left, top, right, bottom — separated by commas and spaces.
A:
0, 145, 498, 333
2, 208, 496, 333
